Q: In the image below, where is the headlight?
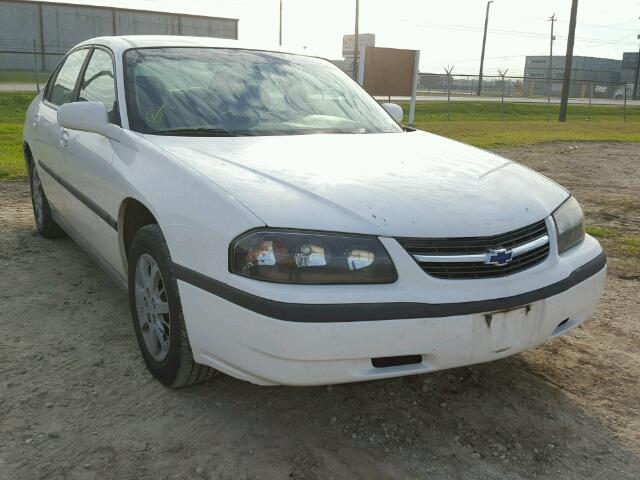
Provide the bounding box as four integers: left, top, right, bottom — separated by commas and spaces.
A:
229, 229, 397, 284
553, 196, 585, 253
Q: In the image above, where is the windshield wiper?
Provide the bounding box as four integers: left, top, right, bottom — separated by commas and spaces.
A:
147, 127, 374, 137
148, 128, 253, 137
285, 128, 368, 135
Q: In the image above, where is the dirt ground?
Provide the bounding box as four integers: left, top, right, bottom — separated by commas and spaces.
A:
1, 142, 639, 480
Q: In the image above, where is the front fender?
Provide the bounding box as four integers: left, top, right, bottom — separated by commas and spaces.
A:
124, 136, 265, 284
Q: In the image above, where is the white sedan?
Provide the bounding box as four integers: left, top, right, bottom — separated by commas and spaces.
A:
23, 35, 606, 387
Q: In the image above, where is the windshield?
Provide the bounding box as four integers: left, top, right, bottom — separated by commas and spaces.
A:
123, 47, 403, 136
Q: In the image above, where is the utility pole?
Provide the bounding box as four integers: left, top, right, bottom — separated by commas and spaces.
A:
477, 0, 493, 96
559, 0, 578, 122
633, 24, 640, 100
546, 13, 556, 120
278, 0, 283, 46
353, 0, 360, 80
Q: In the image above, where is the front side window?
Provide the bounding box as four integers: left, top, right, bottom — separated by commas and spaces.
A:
78, 49, 118, 123
48, 49, 89, 107
124, 48, 402, 136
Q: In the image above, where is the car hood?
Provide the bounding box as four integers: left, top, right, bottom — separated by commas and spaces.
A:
146, 130, 568, 237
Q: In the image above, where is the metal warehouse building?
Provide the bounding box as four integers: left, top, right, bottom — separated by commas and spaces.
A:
0, 0, 238, 72
523, 55, 622, 97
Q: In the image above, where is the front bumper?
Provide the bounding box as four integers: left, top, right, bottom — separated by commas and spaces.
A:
177, 251, 607, 386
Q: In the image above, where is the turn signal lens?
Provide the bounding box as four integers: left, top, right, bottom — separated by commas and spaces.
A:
553, 196, 585, 253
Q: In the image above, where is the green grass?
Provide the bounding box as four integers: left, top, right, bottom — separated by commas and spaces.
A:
586, 226, 640, 274
0, 70, 53, 84
407, 101, 640, 148
586, 226, 615, 238
0, 92, 35, 118
0, 93, 34, 180
622, 237, 640, 255
409, 101, 640, 122
419, 121, 640, 148
0, 124, 25, 179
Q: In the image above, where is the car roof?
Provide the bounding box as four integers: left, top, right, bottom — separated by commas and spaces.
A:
76, 35, 315, 58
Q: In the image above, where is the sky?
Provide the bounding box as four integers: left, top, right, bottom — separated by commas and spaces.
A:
43, 0, 640, 75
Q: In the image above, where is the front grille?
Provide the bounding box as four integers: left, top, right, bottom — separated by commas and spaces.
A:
397, 220, 550, 280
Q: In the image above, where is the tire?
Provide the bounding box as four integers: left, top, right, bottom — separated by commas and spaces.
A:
29, 163, 63, 238
127, 224, 216, 387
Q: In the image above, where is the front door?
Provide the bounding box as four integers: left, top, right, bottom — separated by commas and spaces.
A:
60, 47, 125, 278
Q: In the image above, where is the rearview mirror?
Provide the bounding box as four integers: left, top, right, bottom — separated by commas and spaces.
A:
381, 103, 404, 124
58, 101, 119, 140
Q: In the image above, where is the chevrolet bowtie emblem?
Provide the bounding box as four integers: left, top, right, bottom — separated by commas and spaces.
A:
486, 248, 514, 266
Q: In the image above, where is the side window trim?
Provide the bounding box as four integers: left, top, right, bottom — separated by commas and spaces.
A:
43, 55, 68, 101
83, 45, 121, 126
44, 46, 92, 110
99, 45, 120, 126
43, 65, 59, 99
72, 46, 95, 103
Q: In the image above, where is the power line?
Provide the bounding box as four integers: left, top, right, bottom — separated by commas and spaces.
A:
498, 13, 640, 31
410, 21, 640, 46
445, 53, 529, 64
556, 19, 640, 32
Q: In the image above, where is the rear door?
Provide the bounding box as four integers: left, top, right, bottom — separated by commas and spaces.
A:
31, 48, 90, 219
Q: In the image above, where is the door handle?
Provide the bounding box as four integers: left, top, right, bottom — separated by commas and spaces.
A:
60, 129, 70, 147
32, 115, 40, 128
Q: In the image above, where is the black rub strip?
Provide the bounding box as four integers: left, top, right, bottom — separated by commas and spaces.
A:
173, 251, 606, 323
38, 161, 117, 231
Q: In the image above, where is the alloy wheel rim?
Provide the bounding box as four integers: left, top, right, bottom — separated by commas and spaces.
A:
134, 253, 171, 362
31, 169, 44, 226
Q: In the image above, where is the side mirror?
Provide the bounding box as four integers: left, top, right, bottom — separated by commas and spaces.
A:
58, 101, 118, 140
381, 102, 404, 124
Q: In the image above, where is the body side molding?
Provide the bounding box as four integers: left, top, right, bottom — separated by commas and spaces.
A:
38, 160, 118, 231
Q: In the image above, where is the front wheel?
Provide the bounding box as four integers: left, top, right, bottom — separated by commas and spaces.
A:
127, 224, 216, 387
29, 165, 63, 238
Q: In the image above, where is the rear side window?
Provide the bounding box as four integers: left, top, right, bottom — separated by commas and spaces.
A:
48, 49, 89, 106
78, 49, 118, 123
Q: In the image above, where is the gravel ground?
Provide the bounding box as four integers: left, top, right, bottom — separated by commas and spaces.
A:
1, 142, 639, 480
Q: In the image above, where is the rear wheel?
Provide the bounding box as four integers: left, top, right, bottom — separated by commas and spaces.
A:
128, 224, 216, 387
29, 165, 63, 238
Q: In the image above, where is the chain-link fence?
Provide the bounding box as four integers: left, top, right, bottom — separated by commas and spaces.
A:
417, 73, 634, 103
0, 50, 64, 92
379, 73, 640, 122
